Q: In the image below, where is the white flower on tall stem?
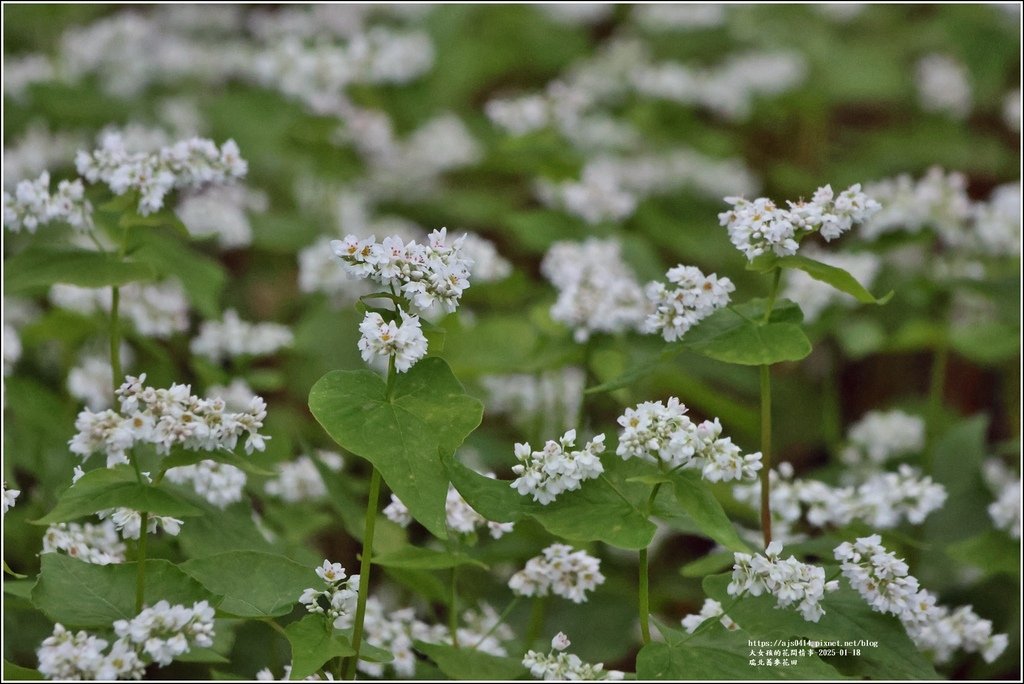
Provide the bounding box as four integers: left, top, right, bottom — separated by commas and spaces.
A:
357, 308, 428, 373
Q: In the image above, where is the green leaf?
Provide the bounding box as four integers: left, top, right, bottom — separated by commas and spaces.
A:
127, 228, 227, 318
308, 357, 483, 539
3, 559, 27, 579
285, 615, 355, 680
3, 660, 44, 681
32, 466, 203, 525
950, 321, 1020, 365
180, 551, 313, 618
776, 255, 893, 305
680, 551, 735, 578
4, 246, 155, 293
160, 448, 275, 477
683, 300, 812, 366
373, 546, 488, 570
669, 471, 752, 553
416, 641, 526, 680
32, 554, 219, 628
945, 530, 1020, 578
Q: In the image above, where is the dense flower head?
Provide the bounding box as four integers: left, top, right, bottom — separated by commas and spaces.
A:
42, 519, 127, 565
385, 479, 514, 539
835, 536, 1007, 664
983, 460, 1021, 540
510, 430, 606, 504
508, 544, 605, 603
840, 409, 926, 467
617, 398, 761, 483
75, 135, 247, 215
299, 559, 361, 630
522, 632, 625, 681
175, 184, 266, 249
69, 373, 269, 468
331, 227, 473, 315
2, 171, 93, 233
190, 309, 294, 363
51, 281, 190, 340
681, 598, 739, 634
719, 183, 880, 260
357, 309, 429, 373
112, 600, 215, 666
264, 451, 343, 503
163, 460, 248, 509
915, 53, 972, 120
728, 541, 838, 622
859, 167, 972, 244
641, 264, 734, 342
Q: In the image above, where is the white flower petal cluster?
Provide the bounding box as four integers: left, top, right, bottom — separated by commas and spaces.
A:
164, 460, 247, 509
2, 171, 92, 233
176, 184, 267, 249
67, 346, 134, 411
75, 135, 247, 215
511, 430, 606, 505
357, 309, 429, 373
385, 481, 514, 539
264, 451, 343, 503
840, 409, 926, 467
69, 373, 269, 468
459, 233, 512, 283
781, 246, 881, 322
617, 398, 762, 483
728, 541, 839, 622
96, 508, 183, 540
642, 264, 734, 341
3, 124, 86, 189
632, 4, 727, 31
3, 321, 22, 378
480, 367, 585, 438
508, 544, 605, 603
298, 236, 377, 306
970, 183, 1021, 257
681, 598, 739, 634
332, 227, 473, 315
2, 480, 20, 515
299, 559, 361, 631
190, 309, 294, 363
719, 183, 881, 261
540, 239, 648, 342
50, 281, 190, 339
37, 624, 145, 681
915, 54, 972, 120
42, 520, 127, 565
984, 461, 1021, 539
835, 536, 1007, 664
859, 167, 972, 243
3, 53, 55, 101
112, 600, 215, 667
522, 632, 625, 681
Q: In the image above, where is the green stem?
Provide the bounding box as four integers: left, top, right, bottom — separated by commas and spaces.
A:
135, 512, 148, 612
759, 364, 772, 548
342, 466, 382, 680
524, 595, 547, 649
449, 566, 460, 649
762, 268, 782, 324
471, 597, 520, 650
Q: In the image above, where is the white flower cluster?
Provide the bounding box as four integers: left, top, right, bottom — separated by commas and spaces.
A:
970, 182, 1021, 257
983, 460, 1021, 540
2, 480, 19, 515
69, 373, 269, 468
840, 409, 926, 467
859, 167, 972, 243
540, 239, 648, 342
264, 451, 344, 503
175, 184, 267, 249
680, 598, 739, 634
781, 246, 881, 322
331, 227, 473, 315
96, 507, 183, 540
522, 632, 625, 681
256, 666, 334, 681
3, 53, 55, 100
535, 151, 759, 224
915, 54, 972, 120
617, 397, 762, 483
298, 237, 376, 306
632, 3, 727, 31
190, 309, 294, 363
357, 310, 429, 374
384, 481, 514, 539
719, 183, 881, 261
630, 51, 806, 121
835, 536, 1007, 663
75, 135, 246, 215
163, 460, 248, 509
299, 560, 361, 630
42, 520, 127, 565
3, 123, 87, 188
511, 430, 607, 505
480, 367, 585, 438
728, 541, 839, 622
642, 264, 734, 342
67, 346, 134, 411
508, 543, 606, 603
2, 171, 92, 233
50, 281, 190, 340
459, 233, 513, 283
37, 600, 214, 680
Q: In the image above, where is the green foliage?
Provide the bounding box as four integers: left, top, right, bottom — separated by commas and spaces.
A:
284, 615, 354, 680
180, 551, 313, 619
4, 245, 155, 293
416, 642, 526, 680
373, 546, 488, 571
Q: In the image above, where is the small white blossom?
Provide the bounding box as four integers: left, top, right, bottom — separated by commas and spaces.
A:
2, 171, 93, 233
190, 309, 293, 363
50, 281, 190, 339
42, 520, 127, 565
3, 480, 21, 515
385, 477, 514, 539
840, 409, 926, 467
915, 54, 972, 120
508, 544, 605, 603
642, 264, 734, 341
511, 430, 606, 505
859, 167, 972, 244
522, 632, 625, 681
986, 474, 1021, 540
111, 600, 216, 666
551, 632, 571, 651
681, 598, 739, 633
264, 452, 343, 503
728, 541, 837, 622
299, 559, 361, 631
95, 508, 183, 540
176, 184, 266, 249
164, 460, 247, 509
357, 309, 429, 373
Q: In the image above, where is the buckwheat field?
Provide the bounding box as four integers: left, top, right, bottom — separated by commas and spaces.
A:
2, 3, 1020, 681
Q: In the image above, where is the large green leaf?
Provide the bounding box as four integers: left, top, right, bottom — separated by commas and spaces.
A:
285, 615, 355, 680
160, 448, 275, 477
3, 660, 44, 681
373, 546, 487, 571
31, 554, 219, 628
682, 299, 812, 366
415, 641, 525, 680
180, 551, 313, 618
32, 466, 203, 525
754, 255, 893, 306
308, 357, 483, 539
4, 245, 155, 292
668, 471, 752, 553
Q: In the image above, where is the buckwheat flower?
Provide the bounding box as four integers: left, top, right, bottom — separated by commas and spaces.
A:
988, 480, 1021, 540
971, 182, 1021, 257
508, 544, 605, 603
460, 233, 512, 282
481, 367, 584, 438
37, 624, 112, 680
42, 520, 127, 565
299, 559, 360, 630
191, 309, 293, 363
112, 599, 215, 666
840, 409, 925, 467
256, 666, 336, 681
298, 237, 376, 306
681, 598, 740, 633
511, 430, 606, 505
633, 4, 727, 31
164, 460, 247, 509
68, 346, 134, 411
522, 633, 625, 680
915, 54, 972, 120
96, 508, 183, 540
641, 264, 734, 342
728, 542, 837, 622
357, 309, 428, 373
2, 171, 93, 233
264, 452, 342, 503
50, 280, 190, 339
176, 184, 266, 249
2, 481, 20, 515
860, 167, 972, 244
